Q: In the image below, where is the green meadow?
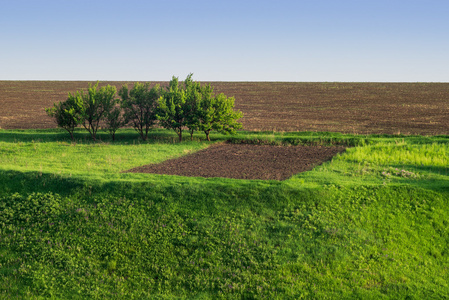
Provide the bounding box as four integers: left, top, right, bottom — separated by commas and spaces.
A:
0, 128, 448, 299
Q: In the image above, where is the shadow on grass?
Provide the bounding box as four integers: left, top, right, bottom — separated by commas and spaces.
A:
1, 129, 448, 146
0, 168, 314, 215
0, 129, 198, 144
0, 169, 85, 197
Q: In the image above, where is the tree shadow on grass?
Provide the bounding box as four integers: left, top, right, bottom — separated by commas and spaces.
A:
0, 129, 186, 144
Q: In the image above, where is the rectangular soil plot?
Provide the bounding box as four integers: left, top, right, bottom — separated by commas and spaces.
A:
124, 144, 347, 180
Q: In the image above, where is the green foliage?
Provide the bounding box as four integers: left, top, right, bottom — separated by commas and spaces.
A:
45, 76, 243, 143
45, 82, 117, 141
103, 105, 125, 141
159, 74, 244, 142
184, 74, 204, 140
199, 92, 243, 141
157, 76, 188, 142
76, 82, 117, 141
45, 97, 81, 141
118, 82, 161, 141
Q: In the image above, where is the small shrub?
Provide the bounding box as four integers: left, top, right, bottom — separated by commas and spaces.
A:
45, 97, 81, 141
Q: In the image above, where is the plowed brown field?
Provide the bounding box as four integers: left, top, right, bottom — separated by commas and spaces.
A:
125, 143, 347, 180
0, 81, 448, 135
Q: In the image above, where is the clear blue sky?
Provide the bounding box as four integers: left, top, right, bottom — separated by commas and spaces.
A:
1, 0, 448, 81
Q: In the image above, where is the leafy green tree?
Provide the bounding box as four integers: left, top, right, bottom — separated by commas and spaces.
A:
158, 74, 243, 142
119, 82, 160, 141
184, 74, 203, 140
198, 92, 243, 141
103, 103, 125, 141
45, 96, 81, 141
74, 82, 117, 141
157, 76, 188, 142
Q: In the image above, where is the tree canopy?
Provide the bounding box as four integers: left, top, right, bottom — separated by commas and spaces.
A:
74, 82, 117, 141
118, 82, 160, 141
46, 76, 243, 142
157, 76, 188, 142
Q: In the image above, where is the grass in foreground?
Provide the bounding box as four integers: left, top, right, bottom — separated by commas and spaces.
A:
0, 129, 448, 299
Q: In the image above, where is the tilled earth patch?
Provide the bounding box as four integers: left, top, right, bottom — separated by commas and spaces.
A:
125, 143, 347, 180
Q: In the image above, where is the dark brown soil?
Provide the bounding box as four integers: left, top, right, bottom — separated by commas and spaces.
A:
1, 81, 448, 135
124, 143, 348, 180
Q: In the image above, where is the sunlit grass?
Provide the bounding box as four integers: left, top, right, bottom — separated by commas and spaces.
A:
0, 129, 448, 298
344, 141, 449, 167
0, 140, 210, 176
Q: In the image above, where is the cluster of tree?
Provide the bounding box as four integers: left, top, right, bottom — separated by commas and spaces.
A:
45, 75, 243, 142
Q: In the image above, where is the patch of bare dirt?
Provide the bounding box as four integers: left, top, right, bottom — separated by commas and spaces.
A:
124, 143, 348, 180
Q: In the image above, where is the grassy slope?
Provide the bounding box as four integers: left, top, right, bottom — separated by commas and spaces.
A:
0, 129, 448, 299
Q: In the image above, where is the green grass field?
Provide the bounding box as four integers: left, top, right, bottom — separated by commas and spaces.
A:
1, 129, 448, 299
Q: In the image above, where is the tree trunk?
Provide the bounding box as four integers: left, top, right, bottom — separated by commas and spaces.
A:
83, 123, 95, 141
205, 130, 210, 141
140, 131, 147, 141
145, 126, 149, 141
90, 120, 97, 141
177, 129, 183, 142
190, 129, 194, 141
